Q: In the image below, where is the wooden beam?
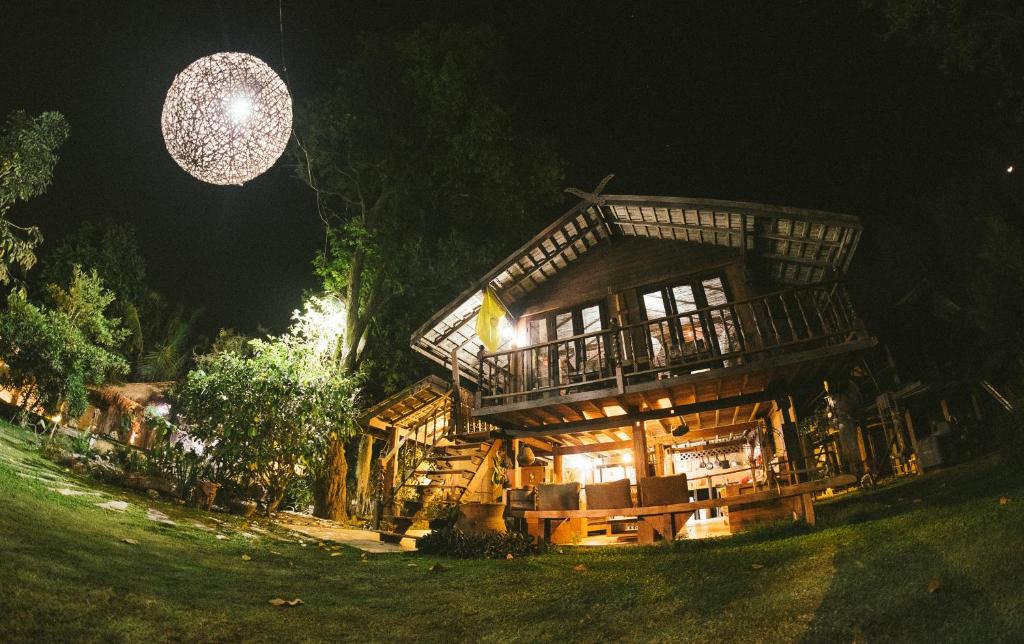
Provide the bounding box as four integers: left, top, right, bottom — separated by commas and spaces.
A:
552, 439, 633, 456
523, 475, 857, 519
504, 390, 778, 438
649, 421, 758, 445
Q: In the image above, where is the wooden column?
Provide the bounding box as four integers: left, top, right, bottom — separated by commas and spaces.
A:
903, 409, 925, 475
511, 438, 522, 488
630, 408, 651, 484
553, 453, 563, 483
655, 443, 667, 476
383, 425, 400, 509
777, 397, 807, 483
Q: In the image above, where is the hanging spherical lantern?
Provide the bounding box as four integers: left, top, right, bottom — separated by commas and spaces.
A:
161, 52, 292, 186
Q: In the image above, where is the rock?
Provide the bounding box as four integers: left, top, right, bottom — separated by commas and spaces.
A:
122, 472, 176, 496
96, 500, 130, 512
70, 461, 89, 475
145, 508, 176, 525
146, 489, 160, 500
89, 460, 125, 483
268, 598, 303, 607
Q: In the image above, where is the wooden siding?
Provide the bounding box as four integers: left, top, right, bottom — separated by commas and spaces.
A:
513, 237, 749, 322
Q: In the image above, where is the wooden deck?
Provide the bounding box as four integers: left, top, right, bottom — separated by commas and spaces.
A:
472, 338, 875, 446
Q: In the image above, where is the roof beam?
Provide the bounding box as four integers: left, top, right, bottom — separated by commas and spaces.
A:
504, 390, 778, 438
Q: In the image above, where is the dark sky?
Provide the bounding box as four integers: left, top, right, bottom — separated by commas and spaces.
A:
2, 1, 1017, 339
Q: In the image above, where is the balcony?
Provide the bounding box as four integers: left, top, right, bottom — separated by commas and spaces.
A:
475, 282, 869, 411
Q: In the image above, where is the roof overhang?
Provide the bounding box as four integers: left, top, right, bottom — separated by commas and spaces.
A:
411, 193, 863, 382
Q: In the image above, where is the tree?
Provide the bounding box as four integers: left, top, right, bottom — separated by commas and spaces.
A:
37, 219, 201, 379
173, 298, 358, 515
38, 219, 147, 305
0, 110, 70, 285
0, 268, 128, 421
294, 23, 565, 518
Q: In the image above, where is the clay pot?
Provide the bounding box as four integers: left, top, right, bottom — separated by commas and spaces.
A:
455, 502, 507, 535
517, 445, 536, 467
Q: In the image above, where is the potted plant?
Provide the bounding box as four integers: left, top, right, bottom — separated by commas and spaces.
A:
423, 498, 461, 530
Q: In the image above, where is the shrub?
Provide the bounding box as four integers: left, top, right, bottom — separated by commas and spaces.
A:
417, 527, 546, 559
69, 431, 93, 457
282, 476, 315, 513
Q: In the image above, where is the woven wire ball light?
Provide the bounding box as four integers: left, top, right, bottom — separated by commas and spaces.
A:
161, 52, 292, 186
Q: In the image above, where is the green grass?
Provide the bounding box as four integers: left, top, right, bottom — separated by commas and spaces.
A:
1, 422, 1022, 643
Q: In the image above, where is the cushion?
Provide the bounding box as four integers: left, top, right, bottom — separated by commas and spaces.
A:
536, 482, 581, 511
585, 478, 633, 510
639, 473, 690, 506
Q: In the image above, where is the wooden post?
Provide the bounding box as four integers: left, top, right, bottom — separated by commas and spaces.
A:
384, 425, 400, 514
630, 408, 651, 501
553, 453, 563, 483
655, 443, 667, 476
903, 409, 925, 475
777, 397, 806, 483
511, 438, 521, 488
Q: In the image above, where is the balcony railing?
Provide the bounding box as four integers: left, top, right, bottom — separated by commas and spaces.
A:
476, 282, 866, 408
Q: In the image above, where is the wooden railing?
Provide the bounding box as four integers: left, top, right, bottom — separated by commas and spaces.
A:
476, 282, 865, 407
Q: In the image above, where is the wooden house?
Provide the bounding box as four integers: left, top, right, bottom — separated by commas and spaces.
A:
390, 193, 874, 543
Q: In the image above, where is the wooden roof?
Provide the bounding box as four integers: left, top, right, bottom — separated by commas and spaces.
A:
359, 375, 451, 433
411, 193, 863, 382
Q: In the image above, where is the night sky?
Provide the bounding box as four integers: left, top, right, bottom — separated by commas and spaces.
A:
2, 1, 1017, 339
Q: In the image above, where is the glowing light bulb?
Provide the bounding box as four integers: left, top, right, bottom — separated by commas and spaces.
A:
228, 95, 253, 124
1008, 165, 1015, 174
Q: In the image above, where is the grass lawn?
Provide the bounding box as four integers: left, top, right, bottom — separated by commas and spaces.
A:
1, 422, 1022, 643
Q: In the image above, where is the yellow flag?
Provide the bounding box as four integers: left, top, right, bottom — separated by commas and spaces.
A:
475, 288, 508, 353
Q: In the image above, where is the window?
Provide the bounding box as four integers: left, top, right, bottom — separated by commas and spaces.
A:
523, 302, 607, 388
638, 274, 739, 368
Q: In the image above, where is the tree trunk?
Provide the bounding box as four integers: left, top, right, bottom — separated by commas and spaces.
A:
354, 433, 375, 517
313, 436, 348, 521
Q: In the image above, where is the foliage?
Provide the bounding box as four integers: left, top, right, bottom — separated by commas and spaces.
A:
0, 110, 69, 284
68, 431, 94, 457
0, 268, 128, 419
421, 496, 461, 524
295, 22, 565, 387
146, 439, 208, 502
416, 526, 546, 559
872, 0, 1024, 115
172, 319, 358, 513
45, 266, 128, 351
38, 219, 148, 306
37, 220, 202, 379
281, 476, 315, 513
136, 300, 201, 381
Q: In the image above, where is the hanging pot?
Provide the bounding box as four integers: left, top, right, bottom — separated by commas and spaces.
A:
517, 445, 536, 467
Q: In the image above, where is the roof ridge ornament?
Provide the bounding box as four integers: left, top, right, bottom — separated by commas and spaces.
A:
564, 174, 615, 206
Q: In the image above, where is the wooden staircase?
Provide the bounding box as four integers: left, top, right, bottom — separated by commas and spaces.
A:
376, 434, 493, 543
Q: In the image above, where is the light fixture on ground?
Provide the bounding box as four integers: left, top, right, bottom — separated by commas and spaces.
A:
161, 52, 292, 185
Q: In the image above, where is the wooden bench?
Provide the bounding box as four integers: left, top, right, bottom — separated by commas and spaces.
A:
523, 475, 855, 544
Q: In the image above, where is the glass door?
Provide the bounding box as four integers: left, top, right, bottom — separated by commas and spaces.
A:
638, 273, 735, 369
